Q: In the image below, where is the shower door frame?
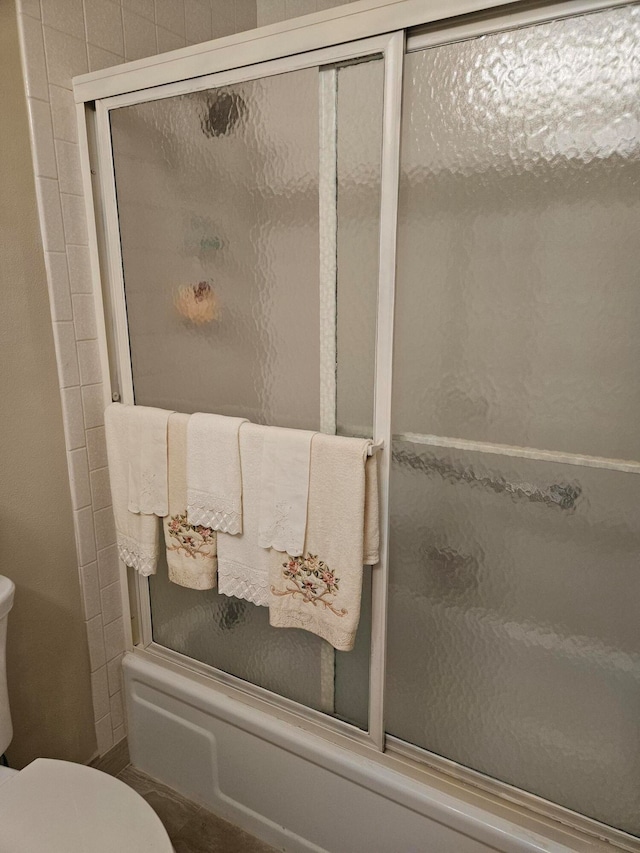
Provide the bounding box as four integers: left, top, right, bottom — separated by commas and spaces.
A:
74, 1, 640, 850
88, 30, 404, 753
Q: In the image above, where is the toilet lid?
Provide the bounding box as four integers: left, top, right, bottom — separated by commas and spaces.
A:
0, 758, 174, 853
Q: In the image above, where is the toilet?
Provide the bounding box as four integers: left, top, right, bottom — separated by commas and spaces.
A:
0, 575, 173, 852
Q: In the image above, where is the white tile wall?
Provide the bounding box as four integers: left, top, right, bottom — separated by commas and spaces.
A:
155, 0, 185, 37
15, 0, 262, 755
89, 465, 112, 510
84, 0, 125, 56
43, 27, 88, 86
124, 0, 154, 22
103, 617, 125, 662
55, 139, 83, 195
19, 14, 49, 100
93, 505, 116, 551
66, 244, 92, 293
185, 0, 211, 43
109, 690, 125, 729
74, 505, 98, 565
21, 0, 42, 21
43, 251, 73, 320
210, 0, 236, 37
35, 177, 65, 251
88, 44, 124, 73
26, 98, 57, 178
49, 85, 77, 142
106, 653, 124, 696
100, 581, 122, 625
256, 0, 358, 26
156, 27, 185, 53
122, 9, 157, 60
68, 447, 92, 509
41, 0, 85, 40
90, 666, 110, 720
80, 562, 102, 620
94, 713, 113, 754
81, 382, 105, 429
97, 544, 119, 588
71, 293, 98, 340
85, 614, 106, 670
52, 321, 80, 387
60, 387, 86, 450
60, 192, 89, 245
86, 425, 108, 469
77, 339, 102, 385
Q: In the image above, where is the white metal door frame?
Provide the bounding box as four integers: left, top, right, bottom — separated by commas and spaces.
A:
90, 29, 404, 751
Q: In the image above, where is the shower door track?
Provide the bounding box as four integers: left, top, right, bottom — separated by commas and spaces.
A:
74, 1, 640, 851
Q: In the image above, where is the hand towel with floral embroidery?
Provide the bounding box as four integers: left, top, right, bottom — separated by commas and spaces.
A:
268, 434, 376, 651
127, 405, 172, 517
186, 413, 247, 534
258, 427, 314, 557
163, 412, 217, 590
105, 403, 161, 576
217, 423, 271, 606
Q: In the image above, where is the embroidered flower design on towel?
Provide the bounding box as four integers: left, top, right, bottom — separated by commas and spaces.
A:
166, 513, 216, 560
271, 553, 347, 618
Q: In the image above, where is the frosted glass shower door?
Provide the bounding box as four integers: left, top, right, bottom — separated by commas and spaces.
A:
105, 47, 386, 727
387, 5, 640, 837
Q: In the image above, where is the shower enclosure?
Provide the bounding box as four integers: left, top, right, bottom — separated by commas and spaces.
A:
76, 1, 640, 848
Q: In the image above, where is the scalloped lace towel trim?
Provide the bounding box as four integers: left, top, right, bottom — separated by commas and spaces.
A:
218, 557, 269, 607
186, 413, 247, 534
186, 491, 242, 535
216, 424, 272, 605
117, 531, 159, 577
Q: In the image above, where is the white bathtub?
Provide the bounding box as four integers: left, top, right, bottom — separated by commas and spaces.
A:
123, 651, 619, 853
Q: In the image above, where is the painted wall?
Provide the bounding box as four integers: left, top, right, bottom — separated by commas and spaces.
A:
14, 0, 258, 754
0, 0, 96, 769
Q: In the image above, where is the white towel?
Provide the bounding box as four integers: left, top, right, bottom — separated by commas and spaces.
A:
258, 427, 314, 557
163, 413, 217, 590
127, 405, 172, 517
217, 423, 271, 606
186, 413, 247, 534
268, 434, 377, 651
105, 403, 161, 576
363, 454, 379, 566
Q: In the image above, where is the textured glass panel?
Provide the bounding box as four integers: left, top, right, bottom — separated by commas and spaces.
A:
150, 549, 327, 708
111, 70, 321, 427
110, 60, 381, 727
394, 6, 640, 460
336, 58, 383, 438
388, 6, 640, 836
387, 440, 640, 834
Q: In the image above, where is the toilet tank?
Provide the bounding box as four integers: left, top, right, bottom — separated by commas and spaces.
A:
0, 576, 15, 757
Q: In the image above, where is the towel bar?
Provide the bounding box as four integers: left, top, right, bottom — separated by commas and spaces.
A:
368, 441, 384, 456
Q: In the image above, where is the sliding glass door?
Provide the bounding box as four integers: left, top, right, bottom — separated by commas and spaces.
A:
91, 1, 640, 839
387, 5, 640, 835
104, 39, 393, 729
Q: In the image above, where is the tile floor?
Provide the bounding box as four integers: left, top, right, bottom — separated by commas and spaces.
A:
117, 765, 278, 852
